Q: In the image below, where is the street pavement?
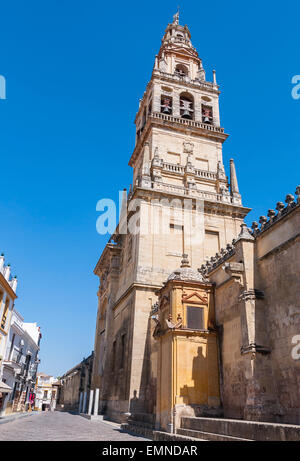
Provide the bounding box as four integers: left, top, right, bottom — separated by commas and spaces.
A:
0, 411, 150, 441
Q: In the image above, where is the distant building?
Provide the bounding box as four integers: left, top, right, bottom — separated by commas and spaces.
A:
35, 373, 60, 411
57, 353, 93, 413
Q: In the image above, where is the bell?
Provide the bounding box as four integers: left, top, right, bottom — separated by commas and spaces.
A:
182, 110, 191, 117
204, 116, 210, 122
162, 106, 171, 114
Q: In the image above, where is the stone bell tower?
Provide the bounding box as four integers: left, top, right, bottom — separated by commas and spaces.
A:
92, 13, 250, 424
130, 12, 250, 272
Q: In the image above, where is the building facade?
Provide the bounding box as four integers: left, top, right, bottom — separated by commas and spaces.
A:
35, 373, 60, 411
0, 254, 18, 415
1, 311, 41, 416
90, 13, 300, 434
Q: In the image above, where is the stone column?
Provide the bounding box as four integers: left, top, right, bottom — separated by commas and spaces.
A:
93, 388, 99, 416
82, 391, 87, 414
88, 389, 94, 415
78, 392, 83, 414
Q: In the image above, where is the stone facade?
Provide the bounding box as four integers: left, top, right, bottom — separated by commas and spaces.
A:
91, 13, 300, 432
199, 192, 300, 425
57, 353, 93, 413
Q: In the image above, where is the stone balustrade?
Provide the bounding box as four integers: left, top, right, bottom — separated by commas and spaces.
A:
150, 112, 225, 133
162, 162, 217, 180
195, 169, 217, 180
162, 162, 185, 174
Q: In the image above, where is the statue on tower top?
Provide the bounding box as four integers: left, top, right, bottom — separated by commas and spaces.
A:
173, 8, 179, 25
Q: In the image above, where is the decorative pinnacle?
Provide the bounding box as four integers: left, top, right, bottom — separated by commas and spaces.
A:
229, 158, 240, 195
181, 253, 190, 268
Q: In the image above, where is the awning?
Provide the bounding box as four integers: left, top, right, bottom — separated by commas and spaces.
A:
0, 381, 12, 393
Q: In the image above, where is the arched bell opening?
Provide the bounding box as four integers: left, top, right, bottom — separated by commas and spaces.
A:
202, 104, 213, 124
175, 64, 188, 77
161, 95, 173, 115
180, 92, 194, 120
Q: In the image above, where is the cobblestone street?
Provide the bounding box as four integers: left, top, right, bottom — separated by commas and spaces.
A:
0, 411, 150, 441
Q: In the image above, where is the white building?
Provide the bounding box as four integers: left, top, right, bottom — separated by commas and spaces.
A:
1, 311, 41, 415
0, 254, 18, 415
35, 373, 60, 411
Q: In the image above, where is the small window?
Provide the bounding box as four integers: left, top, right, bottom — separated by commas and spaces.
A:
205, 230, 220, 259
170, 223, 183, 232
186, 306, 204, 330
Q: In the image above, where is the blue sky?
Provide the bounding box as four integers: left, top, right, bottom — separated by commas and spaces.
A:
0, 0, 299, 376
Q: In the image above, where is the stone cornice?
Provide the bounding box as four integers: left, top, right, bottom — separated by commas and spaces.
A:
112, 281, 162, 312
131, 186, 251, 219
157, 278, 213, 295
93, 243, 121, 276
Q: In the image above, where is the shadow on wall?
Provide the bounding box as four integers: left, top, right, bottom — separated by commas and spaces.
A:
180, 346, 207, 406
128, 316, 157, 424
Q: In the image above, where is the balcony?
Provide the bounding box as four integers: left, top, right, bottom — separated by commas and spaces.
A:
3, 352, 22, 374
150, 112, 225, 134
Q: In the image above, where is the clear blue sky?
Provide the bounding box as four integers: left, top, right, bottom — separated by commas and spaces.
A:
0, 1, 299, 377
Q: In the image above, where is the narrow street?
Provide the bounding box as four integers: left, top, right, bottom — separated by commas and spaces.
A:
0, 411, 150, 441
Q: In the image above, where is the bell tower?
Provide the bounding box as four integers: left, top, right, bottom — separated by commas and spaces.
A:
130, 12, 249, 271
92, 13, 250, 424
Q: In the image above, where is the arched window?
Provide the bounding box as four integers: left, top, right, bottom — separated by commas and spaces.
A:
161, 95, 173, 114
180, 92, 194, 120
175, 64, 188, 77
202, 105, 213, 124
